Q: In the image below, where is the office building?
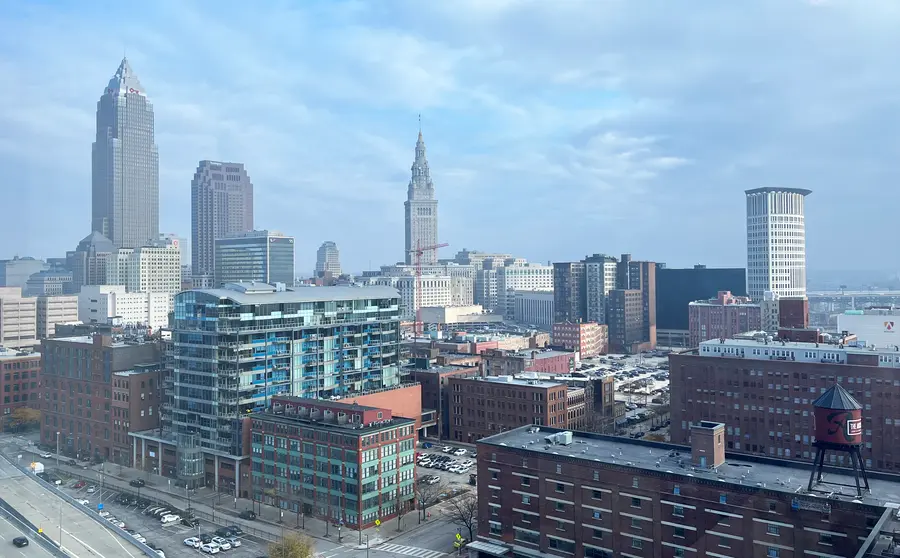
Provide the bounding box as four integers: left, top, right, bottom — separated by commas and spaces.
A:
250, 396, 416, 530
78, 285, 171, 330
616, 254, 657, 349
656, 264, 747, 346
315, 241, 342, 277
670, 335, 900, 472
36, 295, 79, 339
214, 230, 295, 286
25, 270, 73, 296
409, 365, 481, 439
40, 333, 161, 463
108, 237, 182, 298
482, 349, 576, 376
67, 232, 116, 292
367, 275, 452, 321
376, 263, 474, 307
471, 424, 890, 558
129, 282, 401, 493
584, 254, 617, 325
0, 257, 48, 290
454, 250, 514, 272
92, 58, 159, 249
553, 262, 586, 323
447, 376, 585, 443
513, 291, 554, 329
687, 290, 761, 347
497, 264, 553, 319
404, 130, 439, 265
746, 187, 811, 300
191, 161, 254, 277
0, 347, 41, 419
607, 289, 644, 354
552, 322, 607, 358
0, 287, 37, 348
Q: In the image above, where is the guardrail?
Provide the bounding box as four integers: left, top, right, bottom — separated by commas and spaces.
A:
0, 454, 160, 557
0, 496, 71, 558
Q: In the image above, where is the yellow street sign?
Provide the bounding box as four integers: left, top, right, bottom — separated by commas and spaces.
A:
374, 519, 381, 526
456, 533, 463, 540
38, 528, 43, 534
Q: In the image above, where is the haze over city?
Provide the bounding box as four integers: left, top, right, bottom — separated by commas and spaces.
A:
2, 0, 899, 273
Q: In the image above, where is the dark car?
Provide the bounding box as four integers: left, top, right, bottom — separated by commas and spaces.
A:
227, 525, 244, 536
129, 479, 146, 488
67, 459, 77, 466
238, 510, 256, 520
199, 534, 214, 544
182, 517, 200, 527
12, 537, 29, 547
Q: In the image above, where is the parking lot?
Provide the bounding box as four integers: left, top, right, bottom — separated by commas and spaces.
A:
60, 480, 269, 557
416, 444, 477, 487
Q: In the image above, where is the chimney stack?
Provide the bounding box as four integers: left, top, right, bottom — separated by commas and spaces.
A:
690, 421, 726, 469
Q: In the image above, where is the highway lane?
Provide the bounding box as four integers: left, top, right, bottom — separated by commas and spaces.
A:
0, 513, 55, 558
0, 457, 142, 558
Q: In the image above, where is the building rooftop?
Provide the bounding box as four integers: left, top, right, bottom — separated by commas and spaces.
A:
480, 426, 900, 509
193, 284, 401, 305
272, 395, 382, 413
462, 375, 563, 389
48, 334, 157, 347
745, 186, 813, 196
0, 348, 39, 359
696, 337, 900, 367
814, 383, 862, 410
409, 365, 476, 375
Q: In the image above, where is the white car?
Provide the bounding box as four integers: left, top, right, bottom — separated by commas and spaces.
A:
40, 452, 52, 459
441, 446, 453, 453
133, 535, 147, 544
98, 511, 110, 518
211, 537, 232, 551
200, 543, 220, 554
86, 486, 96, 494
183, 537, 202, 549
160, 514, 181, 524
227, 537, 241, 548
76, 499, 89, 505
452, 448, 467, 456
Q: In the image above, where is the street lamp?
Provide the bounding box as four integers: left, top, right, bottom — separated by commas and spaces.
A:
55, 432, 60, 470
365, 534, 370, 558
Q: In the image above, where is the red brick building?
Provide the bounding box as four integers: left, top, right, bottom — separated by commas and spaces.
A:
40, 333, 161, 463
688, 290, 761, 347
409, 365, 480, 439
552, 322, 608, 357
482, 349, 577, 377
0, 347, 41, 426
670, 336, 900, 473
779, 296, 810, 329
471, 424, 891, 558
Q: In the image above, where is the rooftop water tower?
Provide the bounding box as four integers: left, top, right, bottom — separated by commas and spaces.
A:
807, 383, 870, 497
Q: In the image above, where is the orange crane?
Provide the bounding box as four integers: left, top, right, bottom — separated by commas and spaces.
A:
407, 242, 449, 336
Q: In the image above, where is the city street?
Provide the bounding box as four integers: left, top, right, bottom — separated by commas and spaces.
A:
0, 514, 55, 558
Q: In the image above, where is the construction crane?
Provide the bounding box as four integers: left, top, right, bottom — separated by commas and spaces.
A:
407, 242, 449, 336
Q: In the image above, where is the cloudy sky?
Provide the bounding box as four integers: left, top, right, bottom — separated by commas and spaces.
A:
1, 0, 898, 275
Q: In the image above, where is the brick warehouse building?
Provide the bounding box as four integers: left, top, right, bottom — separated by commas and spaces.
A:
250, 396, 416, 530
0, 347, 41, 425
670, 336, 900, 473
469, 424, 897, 558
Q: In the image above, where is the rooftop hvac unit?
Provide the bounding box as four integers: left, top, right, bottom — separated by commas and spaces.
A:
558, 431, 574, 445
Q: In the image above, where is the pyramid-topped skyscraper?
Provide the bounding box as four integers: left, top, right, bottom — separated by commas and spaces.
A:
404, 128, 439, 264
92, 58, 159, 249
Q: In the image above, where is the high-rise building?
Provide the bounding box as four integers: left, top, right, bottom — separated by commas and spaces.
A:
315, 241, 342, 277
404, 131, 439, 265
36, 295, 79, 339
214, 230, 295, 286
367, 275, 452, 321
0, 287, 37, 348
497, 264, 553, 319
513, 290, 554, 329
25, 270, 73, 296
91, 58, 159, 249
584, 254, 617, 325
135, 282, 401, 491
191, 161, 254, 277
746, 187, 811, 300
616, 254, 657, 348
0, 257, 48, 289
453, 250, 513, 271
67, 232, 116, 292
77, 285, 171, 330
607, 289, 644, 353
553, 262, 586, 323
108, 237, 182, 299
688, 290, 761, 347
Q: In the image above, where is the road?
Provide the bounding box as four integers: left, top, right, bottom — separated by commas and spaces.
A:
0, 513, 55, 558
0, 456, 142, 558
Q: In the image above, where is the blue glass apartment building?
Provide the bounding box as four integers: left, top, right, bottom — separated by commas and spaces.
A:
167, 281, 402, 489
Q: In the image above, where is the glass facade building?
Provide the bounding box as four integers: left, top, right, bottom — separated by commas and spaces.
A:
171, 282, 402, 485
92, 58, 160, 249
214, 230, 295, 286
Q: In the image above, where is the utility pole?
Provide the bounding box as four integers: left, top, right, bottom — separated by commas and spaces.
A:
55, 432, 60, 470
58, 500, 63, 548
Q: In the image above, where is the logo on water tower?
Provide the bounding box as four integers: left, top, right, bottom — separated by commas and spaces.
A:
847, 418, 862, 437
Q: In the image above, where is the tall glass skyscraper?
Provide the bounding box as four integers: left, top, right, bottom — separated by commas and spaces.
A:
92, 58, 160, 249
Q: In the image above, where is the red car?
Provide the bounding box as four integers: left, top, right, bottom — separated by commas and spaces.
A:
73, 480, 86, 489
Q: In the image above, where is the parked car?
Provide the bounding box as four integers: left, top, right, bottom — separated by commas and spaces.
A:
76, 498, 90, 505
238, 510, 257, 520
161, 514, 181, 524
183, 537, 202, 549
73, 480, 86, 489
40, 452, 52, 459
12, 537, 29, 547
452, 448, 467, 456
200, 543, 220, 554
86, 485, 97, 493
67, 459, 78, 466
129, 479, 146, 488
227, 537, 242, 548
211, 537, 232, 551
227, 525, 244, 537
182, 517, 200, 527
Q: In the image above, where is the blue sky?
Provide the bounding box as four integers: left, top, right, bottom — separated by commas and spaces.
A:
1, 0, 899, 274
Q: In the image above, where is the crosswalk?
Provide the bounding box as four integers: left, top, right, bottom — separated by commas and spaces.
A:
375, 543, 448, 557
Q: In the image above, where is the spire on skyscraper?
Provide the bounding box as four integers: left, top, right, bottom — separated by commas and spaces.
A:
106, 57, 146, 96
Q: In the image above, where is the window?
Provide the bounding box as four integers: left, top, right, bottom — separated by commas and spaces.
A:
767, 548, 780, 558
631, 497, 641, 508
490, 523, 502, 536
719, 493, 727, 504
631, 537, 643, 549
491, 471, 498, 480
555, 501, 565, 512
673, 505, 684, 517
767, 524, 780, 535
675, 549, 685, 558
768, 501, 777, 512
556, 483, 565, 493
556, 520, 565, 531
632, 476, 639, 488
592, 510, 601, 520
631, 517, 641, 529
673, 484, 681, 495
548, 538, 575, 554
719, 537, 731, 549
592, 529, 603, 540
522, 495, 530, 505
819, 533, 833, 545
592, 490, 602, 500
674, 526, 685, 538
556, 463, 562, 474
522, 477, 531, 487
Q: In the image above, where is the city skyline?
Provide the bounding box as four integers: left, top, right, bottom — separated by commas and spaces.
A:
2, 1, 900, 273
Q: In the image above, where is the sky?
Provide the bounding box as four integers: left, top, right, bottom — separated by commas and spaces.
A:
1, 0, 899, 275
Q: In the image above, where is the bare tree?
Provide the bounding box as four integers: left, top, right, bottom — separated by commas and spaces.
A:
445, 492, 478, 543
415, 481, 443, 523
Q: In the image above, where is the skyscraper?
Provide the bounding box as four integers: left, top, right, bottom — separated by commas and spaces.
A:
315, 241, 341, 277
745, 187, 811, 300
404, 130, 439, 265
214, 230, 295, 286
191, 161, 254, 277
91, 58, 159, 249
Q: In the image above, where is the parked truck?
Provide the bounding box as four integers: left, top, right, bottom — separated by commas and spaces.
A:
31, 462, 45, 474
